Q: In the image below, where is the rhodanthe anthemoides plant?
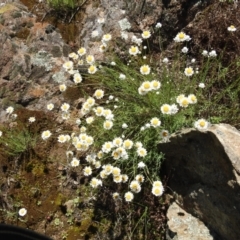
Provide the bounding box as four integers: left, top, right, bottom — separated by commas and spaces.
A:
41, 23, 214, 202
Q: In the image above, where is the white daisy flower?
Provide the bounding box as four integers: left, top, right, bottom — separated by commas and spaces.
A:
155, 22, 162, 28
184, 67, 194, 77
71, 158, 80, 167
123, 139, 133, 150
18, 208, 27, 217
103, 120, 113, 130
150, 117, 161, 128
102, 33, 112, 42
47, 103, 54, 111
209, 50, 217, 57
130, 180, 141, 193
94, 89, 104, 99
77, 47, 86, 56
28, 117, 36, 123
73, 73, 82, 84
138, 161, 146, 168
58, 134, 67, 143
137, 147, 147, 157
181, 46, 188, 53
63, 61, 73, 70
61, 103, 70, 112
140, 65, 151, 75
129, 46, 139, 56
202, 50, 208, 56
59, 84, 67, 92
6, 106, 14, 114
174, 32, 191, 42
88, 65, 97, 74
141, 30, 151, 39
135, 174, 145, 183
41, 130, 52, 140
124, 191, 134, 202
162, 58, 169, 63
194, 119, 209, 130
83, 166, 92, 176
227, 25, 236, 32
160, 104, 172, 114
86, 55, 95, 64
152, 186, 164, 197
188, 94, 197, 104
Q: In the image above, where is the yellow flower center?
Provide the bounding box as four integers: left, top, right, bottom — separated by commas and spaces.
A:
124, 141, 131, 147
199, 121, 206, 127
142, 66, 149, 73
152, 81, 159, 88
152, 119, 159, 125
153, 188, 161, 195
143, 31, 150, 37
143, 82, 151, 89
181, 99, 189, 107
89, 66, 95, 72
87, 56, 94, 62
163, 105, 170, 112
178, 32, 185, 39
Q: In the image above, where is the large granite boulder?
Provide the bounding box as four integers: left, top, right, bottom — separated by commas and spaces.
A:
160, 124, 240, 240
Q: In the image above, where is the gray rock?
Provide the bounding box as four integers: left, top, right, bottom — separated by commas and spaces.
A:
160, 124, 240, 240
166, 202, 213, 240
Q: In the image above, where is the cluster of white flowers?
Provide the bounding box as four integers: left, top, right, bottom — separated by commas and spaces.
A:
175, 93, 197, 108
138, 80, 161, 95
202, 50, 217, 58
160, 103, 179, 115
73, 72, 82, 84
131, 35, 143, 46
152, 180, 164, 197
90, 177, 102, 188
58, 134, 71, 143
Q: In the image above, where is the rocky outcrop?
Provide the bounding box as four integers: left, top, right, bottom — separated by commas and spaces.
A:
0, 1, 72, 117
160, 124, 240, 240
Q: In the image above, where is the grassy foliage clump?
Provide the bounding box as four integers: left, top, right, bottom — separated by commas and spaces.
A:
47, 0, 83, 10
